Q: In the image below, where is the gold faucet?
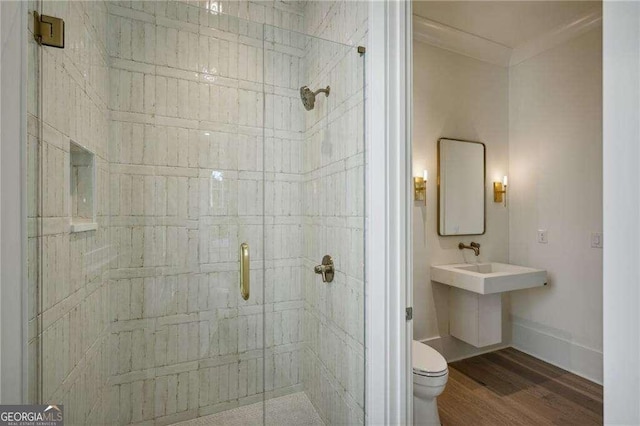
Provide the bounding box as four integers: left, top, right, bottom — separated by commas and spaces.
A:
459, 242, 481, 256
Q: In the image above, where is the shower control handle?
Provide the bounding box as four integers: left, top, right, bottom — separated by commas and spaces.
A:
314, 255, 334, 283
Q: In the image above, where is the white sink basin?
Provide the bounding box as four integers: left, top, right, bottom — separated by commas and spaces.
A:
431, 262, 547, 294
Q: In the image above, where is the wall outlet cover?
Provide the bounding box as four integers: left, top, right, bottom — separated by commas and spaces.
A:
537, 229, 548, 244
591, 232, 603, 248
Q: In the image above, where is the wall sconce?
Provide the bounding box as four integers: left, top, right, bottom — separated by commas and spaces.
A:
493, 175, 508, 206
414, 170, 428, 204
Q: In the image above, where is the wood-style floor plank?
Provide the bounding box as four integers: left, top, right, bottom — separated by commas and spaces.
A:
437, 348, 603, 426
498, 348, 603, 402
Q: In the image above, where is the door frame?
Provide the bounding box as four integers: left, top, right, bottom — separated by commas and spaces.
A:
603, 1, 640, 424
366, 1, 413, 424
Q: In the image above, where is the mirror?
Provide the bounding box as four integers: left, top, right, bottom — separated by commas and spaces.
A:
438, 138, 485, 235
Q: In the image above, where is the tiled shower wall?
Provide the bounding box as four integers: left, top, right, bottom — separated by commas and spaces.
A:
301, 1, 368, 424
27, 1, 111, 424
29, 1, 368, 425
105, 1, 308, 424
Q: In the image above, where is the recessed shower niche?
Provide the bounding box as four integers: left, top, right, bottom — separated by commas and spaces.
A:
69, 141, 96, 233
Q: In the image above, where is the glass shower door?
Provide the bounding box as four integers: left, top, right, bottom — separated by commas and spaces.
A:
106, 4, 267, 424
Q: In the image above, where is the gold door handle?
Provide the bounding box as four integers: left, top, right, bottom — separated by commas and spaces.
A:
240, 243, 250, 300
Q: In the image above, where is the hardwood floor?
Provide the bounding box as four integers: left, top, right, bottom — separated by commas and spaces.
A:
437, 347, 603, 426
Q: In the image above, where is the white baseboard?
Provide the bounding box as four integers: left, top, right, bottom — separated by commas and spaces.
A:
420, 326, 602, 386
511, 318, 603, 385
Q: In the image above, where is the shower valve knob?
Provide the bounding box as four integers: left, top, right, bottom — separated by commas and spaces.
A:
314, 255, 334, 283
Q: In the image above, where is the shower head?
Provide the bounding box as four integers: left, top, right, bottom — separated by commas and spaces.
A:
300, 85, 330, 111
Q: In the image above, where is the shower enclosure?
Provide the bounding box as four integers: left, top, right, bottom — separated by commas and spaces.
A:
27, 1, 366, 424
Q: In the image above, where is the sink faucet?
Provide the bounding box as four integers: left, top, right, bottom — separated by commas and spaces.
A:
459, 242, 481, 256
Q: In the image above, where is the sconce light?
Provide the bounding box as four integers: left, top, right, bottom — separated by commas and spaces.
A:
414, 170, 428, 203
493, 175, 508, 206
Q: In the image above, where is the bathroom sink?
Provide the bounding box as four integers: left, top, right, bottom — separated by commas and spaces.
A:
431, 263, 547, 294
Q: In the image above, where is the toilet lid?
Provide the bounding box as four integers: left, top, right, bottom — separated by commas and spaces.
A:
412, 341, 448, 377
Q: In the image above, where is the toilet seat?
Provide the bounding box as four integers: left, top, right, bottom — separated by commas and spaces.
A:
412, 340, 448, 425
412, 340, 448, 377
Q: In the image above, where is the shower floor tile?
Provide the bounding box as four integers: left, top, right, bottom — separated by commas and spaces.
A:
173, 392, 324, 426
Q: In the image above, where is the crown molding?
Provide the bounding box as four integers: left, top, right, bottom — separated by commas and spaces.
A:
509, 7, 602, 66
413, 6, 602, 68
413, 15, 512, 67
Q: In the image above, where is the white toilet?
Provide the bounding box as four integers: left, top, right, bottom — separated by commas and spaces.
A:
413, 340, 449, 425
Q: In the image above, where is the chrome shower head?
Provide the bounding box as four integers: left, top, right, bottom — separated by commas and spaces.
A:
300, 85, 330, 111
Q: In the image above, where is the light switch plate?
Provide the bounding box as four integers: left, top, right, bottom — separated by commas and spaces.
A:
537, 229, 548, 244
591, 232, 603, 248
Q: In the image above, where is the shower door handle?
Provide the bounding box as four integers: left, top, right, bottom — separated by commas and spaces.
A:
240, 243, 250, 300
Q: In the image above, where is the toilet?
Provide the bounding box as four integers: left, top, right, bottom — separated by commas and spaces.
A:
413, 340, 449, 425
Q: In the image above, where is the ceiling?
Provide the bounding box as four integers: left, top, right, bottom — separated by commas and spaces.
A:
412, 1, 601, 48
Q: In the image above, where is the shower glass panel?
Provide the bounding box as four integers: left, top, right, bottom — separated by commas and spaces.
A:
262, 25, 365, 425
28, 1, 365, 425
27, 0, 113, 419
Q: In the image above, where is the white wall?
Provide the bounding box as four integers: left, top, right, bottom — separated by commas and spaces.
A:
412, 41, 509, 355
508, 27, 603, 384
603, 1, 640, 423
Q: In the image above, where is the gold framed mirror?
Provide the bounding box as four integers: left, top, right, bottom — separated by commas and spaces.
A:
437, 138, 486, 236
